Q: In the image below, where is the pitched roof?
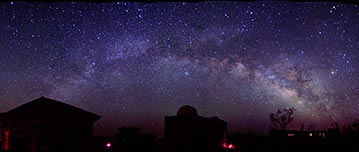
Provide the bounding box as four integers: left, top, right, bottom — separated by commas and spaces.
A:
4, 96, 101, 122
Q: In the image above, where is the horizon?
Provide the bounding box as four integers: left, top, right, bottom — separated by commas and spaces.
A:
1, 1, 359, 137
0, 96, 351, 137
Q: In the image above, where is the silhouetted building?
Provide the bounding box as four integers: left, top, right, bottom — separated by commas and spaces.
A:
0, 97, 101, 151
164, 105, 227, 151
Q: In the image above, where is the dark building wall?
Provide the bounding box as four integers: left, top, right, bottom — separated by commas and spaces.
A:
0, 114, 97, 151
0, 97, 101, 152
164, 115, 227, 151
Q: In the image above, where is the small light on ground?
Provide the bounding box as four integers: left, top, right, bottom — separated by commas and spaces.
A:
106, 142, 112, 148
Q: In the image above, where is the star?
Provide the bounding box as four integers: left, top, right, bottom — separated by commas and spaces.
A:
0, 1, 358, 137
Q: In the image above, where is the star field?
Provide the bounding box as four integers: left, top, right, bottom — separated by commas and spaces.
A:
1, 2, 359, 136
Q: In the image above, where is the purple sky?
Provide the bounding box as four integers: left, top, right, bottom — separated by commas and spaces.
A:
1, 1, 359, 136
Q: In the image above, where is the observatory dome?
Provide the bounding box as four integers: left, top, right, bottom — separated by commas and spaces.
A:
177, 105, 198, 116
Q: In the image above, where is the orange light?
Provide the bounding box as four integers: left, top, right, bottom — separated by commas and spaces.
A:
223, 143, 235, 149
106, 142, 112, 148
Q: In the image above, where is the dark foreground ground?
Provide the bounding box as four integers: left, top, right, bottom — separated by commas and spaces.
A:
93, 136, 359, 152
2, 136, 359, 152
230, 136, 359, 152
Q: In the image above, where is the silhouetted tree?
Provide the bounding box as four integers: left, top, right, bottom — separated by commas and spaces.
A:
300, 121, 305, 131
331, 122, 340, 129
307, 123, 316, 131
350, 119, 359, 131
270, 107, 296, 130
345, 119, 359, 136
113, 126, 157, 152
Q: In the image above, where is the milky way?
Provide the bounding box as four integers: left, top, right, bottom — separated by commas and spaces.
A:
1, 2, 359, 136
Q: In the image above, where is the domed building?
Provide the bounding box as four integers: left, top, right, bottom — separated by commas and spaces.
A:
176, 105, 198, 116
164, 105, 227, 151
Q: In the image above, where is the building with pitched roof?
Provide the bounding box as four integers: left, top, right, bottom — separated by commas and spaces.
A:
0, 97, 101, 151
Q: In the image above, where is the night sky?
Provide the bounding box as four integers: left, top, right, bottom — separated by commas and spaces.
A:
1, 1, 359, 136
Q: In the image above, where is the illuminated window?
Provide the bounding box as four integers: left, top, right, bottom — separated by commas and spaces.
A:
288, 133, 295, 137
4, 130, 10, 150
